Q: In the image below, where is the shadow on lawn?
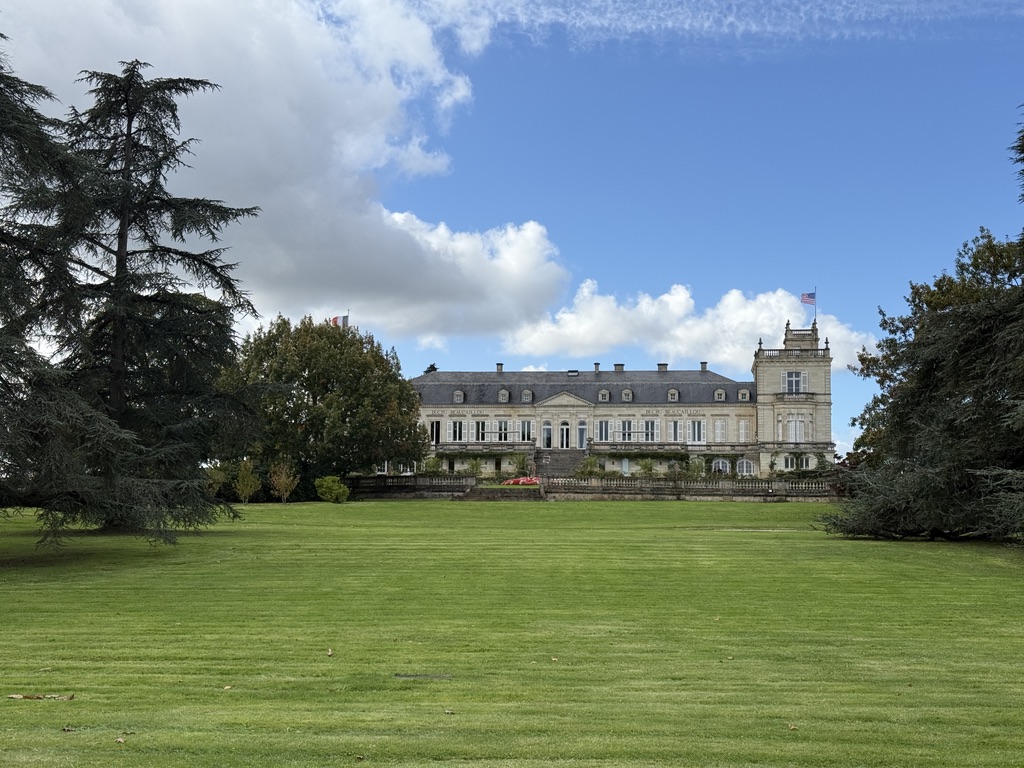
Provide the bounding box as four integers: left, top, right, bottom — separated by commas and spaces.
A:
0, 523, 249, 569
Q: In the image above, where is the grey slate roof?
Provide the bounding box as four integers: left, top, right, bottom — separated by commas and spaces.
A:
410, 368, 756, 407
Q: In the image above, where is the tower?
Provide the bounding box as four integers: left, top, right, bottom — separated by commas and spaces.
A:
751, 321, 833, 473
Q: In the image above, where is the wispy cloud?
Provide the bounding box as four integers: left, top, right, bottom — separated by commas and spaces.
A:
413, 0, 1024, 53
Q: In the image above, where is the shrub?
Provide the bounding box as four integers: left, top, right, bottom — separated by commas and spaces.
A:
233, 459, 261, 504
314, 476, 350, 504
270, 461, 300, 503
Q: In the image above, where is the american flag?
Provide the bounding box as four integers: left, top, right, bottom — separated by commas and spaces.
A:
800, 292, 816, 305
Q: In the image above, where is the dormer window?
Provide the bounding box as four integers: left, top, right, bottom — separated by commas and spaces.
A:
522, 390, 533, 403
714, 389, 726, 402
622, 389, 633, 402
598, 390, 610, 402
738, 389, 750, 402
498, 389, 509, 403
668, 389, 679, 402
453, 390, 464, 404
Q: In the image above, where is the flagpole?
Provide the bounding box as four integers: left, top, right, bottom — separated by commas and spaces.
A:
814, 285, 817, 322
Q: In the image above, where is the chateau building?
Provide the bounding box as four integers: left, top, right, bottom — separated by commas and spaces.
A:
409, 322, 833, 478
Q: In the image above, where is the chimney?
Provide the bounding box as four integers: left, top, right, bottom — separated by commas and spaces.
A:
496, 362, 504, 372
594, 362, 601, 372
657, 363, 668, 372
700, 361, 708, 372
614, 363, 625, 372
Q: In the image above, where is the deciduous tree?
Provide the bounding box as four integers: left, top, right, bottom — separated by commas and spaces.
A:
231, 316, 428, 496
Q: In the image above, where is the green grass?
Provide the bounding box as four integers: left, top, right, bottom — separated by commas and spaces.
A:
2, 500, 1023, 766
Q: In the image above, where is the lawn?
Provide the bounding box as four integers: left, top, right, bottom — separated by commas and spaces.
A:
2, 500, 1023, 767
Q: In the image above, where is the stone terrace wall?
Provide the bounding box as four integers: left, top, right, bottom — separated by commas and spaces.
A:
347, 475, 838, 502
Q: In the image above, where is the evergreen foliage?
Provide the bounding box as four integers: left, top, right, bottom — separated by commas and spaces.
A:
314, 475, 350, 503
1, 49, 257, 541
824, 119, 1024, 539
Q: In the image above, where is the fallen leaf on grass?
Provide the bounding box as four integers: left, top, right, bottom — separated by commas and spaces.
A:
115, 737, 125, 744
444, 708, 455, 715
223, 686, 233, 690
327, 648, 334, 657
788, 723, 798, 731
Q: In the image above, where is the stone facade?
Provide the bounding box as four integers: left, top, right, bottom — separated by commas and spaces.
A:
409, 322, 833, 478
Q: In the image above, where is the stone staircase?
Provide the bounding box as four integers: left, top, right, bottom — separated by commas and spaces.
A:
536, 449, 586, 478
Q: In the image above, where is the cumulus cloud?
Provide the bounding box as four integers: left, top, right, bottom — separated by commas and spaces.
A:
1, 0, 1011, 351
504, 282, 876, 375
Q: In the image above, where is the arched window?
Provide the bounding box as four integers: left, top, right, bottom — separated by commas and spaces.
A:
559, 421, 570, 449
737, 459, 755, 477
712, 458, 730, 474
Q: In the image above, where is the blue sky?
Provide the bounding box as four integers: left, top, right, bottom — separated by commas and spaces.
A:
4, 1, 1024, 455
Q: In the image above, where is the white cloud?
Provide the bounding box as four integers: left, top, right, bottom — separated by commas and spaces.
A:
0, 0, 1002, 353
504, 282, 876, 375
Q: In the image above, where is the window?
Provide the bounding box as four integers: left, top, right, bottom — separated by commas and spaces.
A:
498, 389, 509, 403
713, 418, 727, 443
621, 389, 633, 402
738, 389, 750, 402
642, 419, 658, 442
785, 371, 808, 394
738, 419, 751, 443
786, 414, 806, 442
496, 419, 510, 442
473, 420, 487, 442
597, 420, 610, 442
429, 420, 442, 445
620, 419, 634, 442
522, 390, 533, 403
453, 390, 464, 404
688, 419, 705, 444
577, 421, 588, 449
714, 389, 726, 401
542, 421, 553, 449
559, 421, 570, 449
784, 455, 811, 471
712, 458, 730, 474
519, 419, 534, 443
669, 420, 683, 442
668, 389, 679, 402
737, 459, 755, 476
598, 390, 610, 402
448, 420, 465, 442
